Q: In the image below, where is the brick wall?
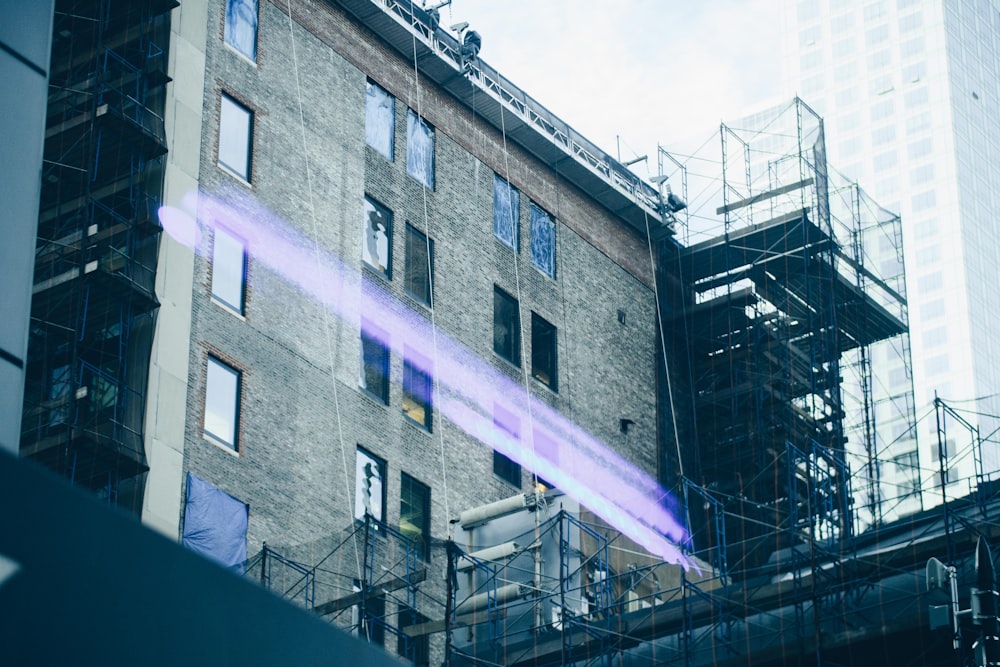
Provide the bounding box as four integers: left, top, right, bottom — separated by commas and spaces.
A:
180, 0, 661, 654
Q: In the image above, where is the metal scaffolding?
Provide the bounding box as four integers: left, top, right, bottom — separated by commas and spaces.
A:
20, 0, 173, 514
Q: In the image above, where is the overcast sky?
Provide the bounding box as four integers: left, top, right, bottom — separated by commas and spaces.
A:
442, 0, 790, 176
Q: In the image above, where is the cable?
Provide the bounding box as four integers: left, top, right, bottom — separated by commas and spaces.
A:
408, 16, 452, 536
283, 0, 361, 582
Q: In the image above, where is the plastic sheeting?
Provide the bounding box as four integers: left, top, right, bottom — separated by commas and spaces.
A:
529, 202, 555, 277
182, 473, 248, 570
493, 173, 519, 249
365, 81, 394, 159
406, 110, 435, 189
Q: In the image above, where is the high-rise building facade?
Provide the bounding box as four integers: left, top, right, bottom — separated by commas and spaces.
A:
784, 0, 1000, 509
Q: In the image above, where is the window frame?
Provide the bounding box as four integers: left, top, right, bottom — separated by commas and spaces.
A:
406, 109, 435, 190
204, 355, 241, 451
354, 446, 387, 524
362, 195, 393, 280
402, 347, 432, 431
211, 226, 247, 314
360, 318, 390, 404
218, 93, 253, 182
365, 79, 395, 160
404, 223, 433, 307
531, 312, 558, 391
400, 472, 431, 560
224, 0, 259, 62
493, 403, 521, 487
493, 286, 521, 367
493, 173, 520, 250
529, 202, 556, 278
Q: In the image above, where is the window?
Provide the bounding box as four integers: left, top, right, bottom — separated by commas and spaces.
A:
400, 473, 430, 559
529, 203, 556, 278
224, 0, 258, 61
354, 447, 386, 523
405, 223, 433, 306
403, 347, 432, 430
362, 196, 392, 279
365, 80, 395, 160
181, 472, 249, 570
406, 110, 434, 189
219, 94, 252, 181
398, 607, 430, 666
493, 403, 521, 487
204, 356, 240, 450
493, 286, 520, 366
865, 24, 889, 48
493, 173, 519, 249
211, 227, 246, 314
908, 137, 933, 160
360, 319, 389, 403
531, 313, 558, 390
357, 590, 385, 646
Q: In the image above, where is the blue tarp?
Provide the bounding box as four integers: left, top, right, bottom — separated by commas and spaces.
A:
181, 473, 248, 571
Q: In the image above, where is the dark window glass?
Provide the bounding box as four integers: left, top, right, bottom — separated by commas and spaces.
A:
355, 446, 387, 523
365, 80, 395, 160
400, 473, 430, 559
358, 588, 385, 646
406, 110, 435, 189
397, 607, 430, 666
403, 347, 432, 430
493, 174, 519, 249
529, 202, 555, 277
360, 319, 389, 403
493, 286, 520, 366
531, 313, 557, 390
493, 403, 521, 487
405, 224, 433, 306
362, 196, 392, 279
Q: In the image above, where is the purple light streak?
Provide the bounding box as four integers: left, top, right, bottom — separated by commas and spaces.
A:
159, 185, 689, 566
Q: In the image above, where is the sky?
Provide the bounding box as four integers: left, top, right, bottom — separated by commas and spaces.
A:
440, 0, 791, 175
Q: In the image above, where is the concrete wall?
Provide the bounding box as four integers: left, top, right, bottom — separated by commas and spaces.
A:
141, 0, 207, 537
0, 0, 53, 454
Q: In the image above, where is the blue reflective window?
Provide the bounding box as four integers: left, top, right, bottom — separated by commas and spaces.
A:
406, 110, 435, 189
529, 203, 555, 278
224, 0, 258, 61
365, 81, 394, 160
493, 174, 519, 249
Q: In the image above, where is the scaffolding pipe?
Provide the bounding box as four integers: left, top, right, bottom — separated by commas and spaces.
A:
455, 583, 528, 614
459, 493, 536, 528
456, 542, 519, 571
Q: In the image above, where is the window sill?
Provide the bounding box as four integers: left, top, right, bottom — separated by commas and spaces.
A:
210, 296, 246, 320
359, 386, 389, 406
203, 432, 240, 457
402, 413, 432, 434
224, 42, 259, 68
403, 289, 432, 312
217, 163, 253, 188
531, 374, 558, 395
493, 351, 522, 372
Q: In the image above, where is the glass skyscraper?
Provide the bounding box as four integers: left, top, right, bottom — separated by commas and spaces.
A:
784, 0, 1000, 513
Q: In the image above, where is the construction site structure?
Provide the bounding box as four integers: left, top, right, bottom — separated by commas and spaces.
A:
656, 98, 918, 575
19, 0, 174, 513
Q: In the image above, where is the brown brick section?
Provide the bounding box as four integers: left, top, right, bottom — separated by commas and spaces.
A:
269, 0, 655, 287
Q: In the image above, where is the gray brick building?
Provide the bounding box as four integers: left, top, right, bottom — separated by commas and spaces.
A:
140, 0, 675, 660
